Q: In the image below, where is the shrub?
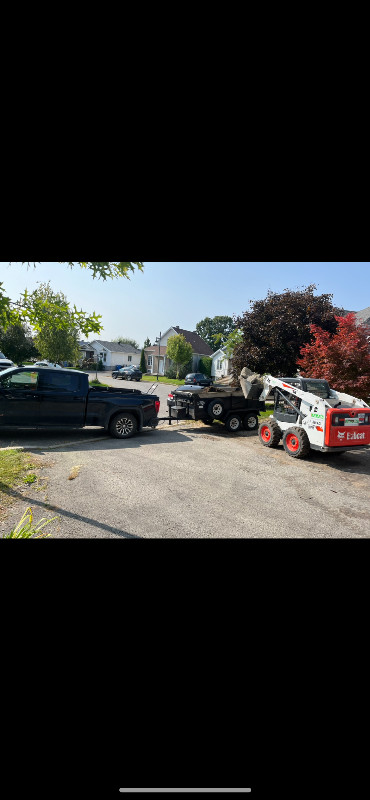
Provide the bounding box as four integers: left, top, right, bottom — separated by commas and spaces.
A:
198, 357, 212, 377
165, 359, 193, 380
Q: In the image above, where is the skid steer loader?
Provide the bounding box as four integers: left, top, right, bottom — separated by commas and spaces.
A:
242, 374, 370, 459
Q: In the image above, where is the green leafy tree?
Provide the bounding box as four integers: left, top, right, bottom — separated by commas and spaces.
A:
2, 262, 144, 337
223, 328, 243, 359
23, 283, 80, 364
232, 285, 344, 378
140, 349, 147, 373
196, 316, 236, 349
144, 337, 151, 348
167, 334, 193, 379
0, 322, 39, 364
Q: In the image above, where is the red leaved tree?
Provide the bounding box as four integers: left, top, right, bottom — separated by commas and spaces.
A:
297, 313, 370, 398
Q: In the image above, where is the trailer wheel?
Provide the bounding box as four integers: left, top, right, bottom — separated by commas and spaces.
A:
283, 427, 311, 459
208, 400, 225, 418
109, 412, 138, 439
258, 420, 282, 448
243, 413, 259, 431
225, 414, 242, 433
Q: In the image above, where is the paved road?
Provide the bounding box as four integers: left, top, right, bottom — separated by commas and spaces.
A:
1, 405, 370, 537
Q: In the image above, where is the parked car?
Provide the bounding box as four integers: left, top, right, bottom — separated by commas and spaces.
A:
184, 372, 213, 386
34, 361, 62, 369
0, 352, 15, 371
112, 366, 142, 382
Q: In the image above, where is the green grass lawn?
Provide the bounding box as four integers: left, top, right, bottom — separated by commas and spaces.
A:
141, 375, 185, 386
0, 450, 40, 518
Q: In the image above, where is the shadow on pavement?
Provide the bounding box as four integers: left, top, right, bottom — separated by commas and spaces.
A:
0, 426, 193, 454
0, 482, 141, 539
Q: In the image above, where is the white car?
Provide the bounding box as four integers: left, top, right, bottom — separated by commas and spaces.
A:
0, 352, 15, 371
34, 361, 63, 369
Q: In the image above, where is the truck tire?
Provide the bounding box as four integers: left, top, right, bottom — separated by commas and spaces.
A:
225, 414, 242, 433
283, 427, 311, 459
243, 413, 259, 431
207, 400, 225, 418
258, 419, 282, 448
109, 412, 138, 439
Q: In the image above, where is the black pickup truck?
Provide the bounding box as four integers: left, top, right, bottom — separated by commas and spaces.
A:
0, 367, 160, 439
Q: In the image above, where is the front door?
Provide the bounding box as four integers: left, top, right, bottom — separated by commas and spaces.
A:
158, 358, 165, 376
0, 370, 40, 426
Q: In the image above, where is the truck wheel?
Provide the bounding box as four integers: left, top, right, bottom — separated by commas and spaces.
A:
208, 400, 225, 418
225, 415, 242, 433
283, 427, 311, 459
243, 413, 259, 431
109, 412, 138, 439
258, 420, 282, 448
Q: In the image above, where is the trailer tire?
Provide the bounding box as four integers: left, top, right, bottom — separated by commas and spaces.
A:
207, 400, 225, 418
109, 412, 138, 439
283, 427, 311, 459
225, 414, 242, 433
258, 419, 282, 448
243, 413, 259, 431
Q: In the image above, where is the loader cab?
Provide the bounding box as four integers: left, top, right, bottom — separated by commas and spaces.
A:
273, 377, 334, 424
274, 379, 302, 424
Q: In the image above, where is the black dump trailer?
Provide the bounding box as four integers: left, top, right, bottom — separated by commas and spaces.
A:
169, 379, 266, 433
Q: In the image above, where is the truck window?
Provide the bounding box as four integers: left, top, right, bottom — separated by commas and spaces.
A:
38, 371, 81, 392
0, 371, 38, 390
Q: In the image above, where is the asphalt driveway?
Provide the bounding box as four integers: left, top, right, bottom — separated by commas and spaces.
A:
1, 414, 370, 538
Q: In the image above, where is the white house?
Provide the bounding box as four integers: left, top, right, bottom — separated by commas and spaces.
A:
144, 326, 214, 375
211, 347, 233, 380
88, 341, 142, 370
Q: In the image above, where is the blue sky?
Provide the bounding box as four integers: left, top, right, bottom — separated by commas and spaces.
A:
1, 261, 369, 348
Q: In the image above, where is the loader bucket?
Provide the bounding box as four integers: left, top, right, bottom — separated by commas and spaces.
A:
239, 369, 264, 400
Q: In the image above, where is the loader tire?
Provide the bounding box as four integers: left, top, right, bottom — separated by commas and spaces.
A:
283, 427, 311, 459
258, 419, 282, 448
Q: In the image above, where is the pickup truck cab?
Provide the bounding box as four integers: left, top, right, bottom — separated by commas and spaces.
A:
0, 367, 160, 439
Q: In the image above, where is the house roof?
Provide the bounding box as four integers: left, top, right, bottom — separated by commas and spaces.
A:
356, 307, 370, 324
171, 327, 214, 356
90, 340, 141, 354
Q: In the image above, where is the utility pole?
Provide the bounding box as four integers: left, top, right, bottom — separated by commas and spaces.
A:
156, 332, 162, 381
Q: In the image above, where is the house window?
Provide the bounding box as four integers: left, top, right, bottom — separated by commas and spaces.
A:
128, 356, 132, 363
216, 359, 223, 370
103, 352, 107, 362
147, 356, 153, 367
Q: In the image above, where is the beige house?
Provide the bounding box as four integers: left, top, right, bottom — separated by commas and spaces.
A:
145, 326, 214, 375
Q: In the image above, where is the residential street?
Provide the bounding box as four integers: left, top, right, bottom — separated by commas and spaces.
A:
1, 373, 370, 537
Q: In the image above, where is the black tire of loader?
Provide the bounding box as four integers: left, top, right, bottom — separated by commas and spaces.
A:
283, 426, 311, 459
258, 419, 282, 448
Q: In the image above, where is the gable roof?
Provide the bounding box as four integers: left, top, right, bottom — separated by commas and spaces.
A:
172, 327, 214, 356
90, 340, 141, 354
356, 307, 370, 325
